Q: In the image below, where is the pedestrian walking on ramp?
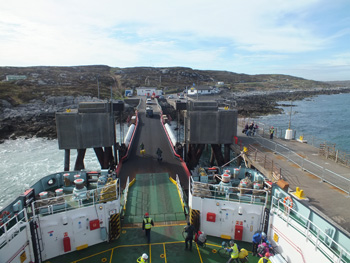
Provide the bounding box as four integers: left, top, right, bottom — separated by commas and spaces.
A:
142, 212, 154, 243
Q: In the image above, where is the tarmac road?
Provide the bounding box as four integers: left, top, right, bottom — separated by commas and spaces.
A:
117, 98, 189, 191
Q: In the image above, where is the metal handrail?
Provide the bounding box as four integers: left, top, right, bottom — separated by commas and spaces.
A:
250, 134, 350, 195
32, 182, 120, 216
240, 118, 350, 167
190, 178, 268, 206
238, 118, 350, 195
271, 196, 350, 263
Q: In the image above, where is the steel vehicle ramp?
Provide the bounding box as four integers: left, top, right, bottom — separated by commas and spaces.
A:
123, 173, 186, 224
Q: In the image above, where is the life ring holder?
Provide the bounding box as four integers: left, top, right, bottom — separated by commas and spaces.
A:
283, 196, 294, 209
0, 210, 11, 225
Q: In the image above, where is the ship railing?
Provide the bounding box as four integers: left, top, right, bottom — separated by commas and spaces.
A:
31, 182, 120, 217
246, 144, 282, 182
122, 176, 130, 210
190, 178, 269, 206
0, 208, 28, 247
249, 134, 350, 195
271, 196, 350, 263
253, 119, 350, 167
175, 174, 186, 212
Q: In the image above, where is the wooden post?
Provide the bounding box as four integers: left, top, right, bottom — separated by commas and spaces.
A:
254, 150, 257, 161
271, 160, 274, 175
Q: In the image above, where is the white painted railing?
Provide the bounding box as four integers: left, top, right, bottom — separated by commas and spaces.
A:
190, 177, 268, 206
32, 180, 120, 216
271, 196, 350, 263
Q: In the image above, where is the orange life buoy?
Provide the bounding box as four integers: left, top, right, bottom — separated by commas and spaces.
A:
0, 210, 10, 225
283, 196, 294, 209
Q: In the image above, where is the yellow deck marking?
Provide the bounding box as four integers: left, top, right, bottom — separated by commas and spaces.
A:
195, 243, 203, 263
163, 243, 167, 263
70, 241, 193, 263
149, 244, 151, 263
109, 248, 114, 263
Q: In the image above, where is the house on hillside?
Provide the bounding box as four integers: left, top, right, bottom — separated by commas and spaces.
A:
6, 75, 27, 81
186, 85, 221, 96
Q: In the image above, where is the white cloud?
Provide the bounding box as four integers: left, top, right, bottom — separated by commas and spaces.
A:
0, 0, 349, 80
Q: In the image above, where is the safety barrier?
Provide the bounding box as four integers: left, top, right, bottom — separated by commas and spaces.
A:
248, 135, 350, 195
190, 178, 268, 206
0, 209, 28, 242
31, 181, 120, 217
239, 119, 350, 195
122, 176, 131, 210
271, 196, 350, 263
246, 144, 283, 182
240, 118, 350, 167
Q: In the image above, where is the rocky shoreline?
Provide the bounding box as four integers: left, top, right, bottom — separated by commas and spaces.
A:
1, 87, 350, 143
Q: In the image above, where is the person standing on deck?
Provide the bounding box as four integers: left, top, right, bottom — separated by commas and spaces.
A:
184, 222, 196, 251
225, 240, 240, 263
269, 127, 275, 139
142, 213, 154, 243
258, 252, 272, 263
156, 147, 163, 161
140, 142, 146, 156
252, 231, 267, 256
137, 253, 149, 262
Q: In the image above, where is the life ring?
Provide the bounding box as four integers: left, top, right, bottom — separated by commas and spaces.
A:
0, 210, 11, 225
283, 196, 294, 209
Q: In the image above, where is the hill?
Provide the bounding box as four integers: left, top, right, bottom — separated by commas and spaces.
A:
0, 65, 332, 105
1, 65, 350, 142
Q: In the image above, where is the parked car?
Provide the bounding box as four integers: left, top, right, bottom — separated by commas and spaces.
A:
167, 95, 174, 99
146, 106, 153, 117
146, 98, 152, 104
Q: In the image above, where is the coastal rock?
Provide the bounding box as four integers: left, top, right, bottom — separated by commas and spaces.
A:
0, 96, 135, 142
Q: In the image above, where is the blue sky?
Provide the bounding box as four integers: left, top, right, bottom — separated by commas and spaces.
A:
1, 0, 349, 81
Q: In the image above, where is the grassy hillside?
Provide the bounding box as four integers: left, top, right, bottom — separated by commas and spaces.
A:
0, 65, 332, 105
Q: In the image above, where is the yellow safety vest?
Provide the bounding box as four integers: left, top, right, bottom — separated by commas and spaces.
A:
137, 256, 146, 263
144, 217, 152, 229
230, 244, 239, 258
258, 257, 271, 263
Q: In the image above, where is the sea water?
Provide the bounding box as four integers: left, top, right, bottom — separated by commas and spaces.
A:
0, 124, 129, 210
255, 93, 350, 153
1, 93, 349, 209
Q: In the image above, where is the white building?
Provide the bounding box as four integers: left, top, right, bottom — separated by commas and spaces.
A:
6, 75, 27, 81
136, 87, 163, 96
187, 85, 220, 96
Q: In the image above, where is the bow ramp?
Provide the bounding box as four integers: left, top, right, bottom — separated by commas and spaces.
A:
123, 173, 186, 225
